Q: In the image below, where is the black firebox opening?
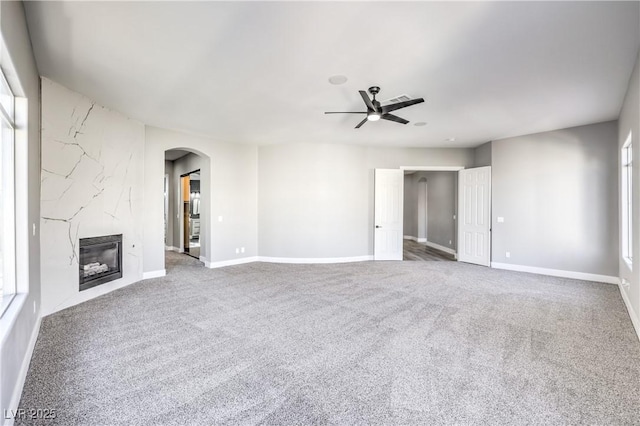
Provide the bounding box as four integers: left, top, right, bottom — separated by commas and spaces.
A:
79, 234, 123, 291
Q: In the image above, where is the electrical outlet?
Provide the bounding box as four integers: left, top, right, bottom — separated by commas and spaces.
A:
506, 252, 511, 258
33, 301, 36, 314
449, 240, 452, 245
235, 248, 239, 254
218, 216, 223, 222
32, 223, 36, 236
241, 247, 245, 253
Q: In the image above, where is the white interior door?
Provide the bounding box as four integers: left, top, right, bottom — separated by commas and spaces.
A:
457, 166, 491, 266
374, 169, 404, 260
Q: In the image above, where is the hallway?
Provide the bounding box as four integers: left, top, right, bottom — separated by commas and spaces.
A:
403, 239, 455, 261
165, 249, 204, 273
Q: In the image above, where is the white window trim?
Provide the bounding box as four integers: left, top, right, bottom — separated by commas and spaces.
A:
0, 68, 16, 317
621, 131, 633, 270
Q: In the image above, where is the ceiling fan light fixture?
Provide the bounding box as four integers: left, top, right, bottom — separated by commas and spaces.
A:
324, 86, 424, 129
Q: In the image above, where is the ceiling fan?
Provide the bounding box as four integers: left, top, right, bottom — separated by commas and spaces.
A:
325, 86, 424, 129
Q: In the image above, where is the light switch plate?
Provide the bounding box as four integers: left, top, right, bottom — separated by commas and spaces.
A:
497, 217, 504, 223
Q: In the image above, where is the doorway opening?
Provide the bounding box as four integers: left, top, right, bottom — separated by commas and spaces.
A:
373, 166, 491, 265
181, 170, 201, 259
164, 149, 208, 267
402, 170, 458, 262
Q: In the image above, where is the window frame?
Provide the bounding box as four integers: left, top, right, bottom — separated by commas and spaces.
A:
0, 67, 16, 317
621, 131, 633, 269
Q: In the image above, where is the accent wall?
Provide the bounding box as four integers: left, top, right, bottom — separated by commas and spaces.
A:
40, 78, 145, 316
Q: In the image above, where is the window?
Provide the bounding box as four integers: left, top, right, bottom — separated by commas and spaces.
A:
622, 131, 633, 267
0, 68, 15, 316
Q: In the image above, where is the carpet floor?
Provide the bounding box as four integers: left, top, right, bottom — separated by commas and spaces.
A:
17, 252, 640, 425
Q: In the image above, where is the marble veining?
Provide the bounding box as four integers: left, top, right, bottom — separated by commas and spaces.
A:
40, 78, 145, 316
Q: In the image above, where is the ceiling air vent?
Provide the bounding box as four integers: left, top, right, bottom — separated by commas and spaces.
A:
383, 94, 412, 105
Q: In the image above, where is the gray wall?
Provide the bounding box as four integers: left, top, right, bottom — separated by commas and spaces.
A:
618, 50, 639, 329
474, 142, 492, 167
403, 175, 417, 238
164, 160, 174, 248
0, 0, 41, 417
492, 121, 618, 276
258, 144, 474, 258
403, 172, 457, 250
421, 171, 457, 250
258, 143, 369, 258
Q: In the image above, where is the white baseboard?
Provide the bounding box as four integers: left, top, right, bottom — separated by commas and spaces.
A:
43, 276, 143, 317
142, 270, 166, 279
258, 255, 373, 264
6, 314, 41, 426
206, 255, 373, 268
490, 262, 619, 285
207, 257, 260, 268
404, 236, 454, 253
619, 281, 640, 342
424, 241, 456, 256
403, 235, 428, 243
164, 246, 180, 252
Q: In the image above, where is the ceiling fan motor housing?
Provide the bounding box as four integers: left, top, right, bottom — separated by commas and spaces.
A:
324, 85, 424, 128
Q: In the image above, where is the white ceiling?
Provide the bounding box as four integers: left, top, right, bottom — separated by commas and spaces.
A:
24, 1, 639, 148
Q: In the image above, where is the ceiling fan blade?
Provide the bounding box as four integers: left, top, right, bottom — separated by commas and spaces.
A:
355, 117, 368, 129
324, 111, 367, 114
359, 90, 376, 111
381, 113, 409, 125
382, 98, 424, 113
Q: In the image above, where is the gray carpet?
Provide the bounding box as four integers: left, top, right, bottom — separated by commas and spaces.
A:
17, 252, 640, 425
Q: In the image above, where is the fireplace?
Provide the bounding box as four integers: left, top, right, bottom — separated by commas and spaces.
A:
79, 234, 123, 291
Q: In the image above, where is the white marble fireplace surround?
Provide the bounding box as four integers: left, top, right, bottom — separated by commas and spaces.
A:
40, 78, 145, 316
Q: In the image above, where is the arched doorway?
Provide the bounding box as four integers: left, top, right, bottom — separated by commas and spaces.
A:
164, 148, 209, 266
